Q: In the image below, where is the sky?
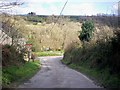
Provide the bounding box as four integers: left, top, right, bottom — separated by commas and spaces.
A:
0, 0, 119, 15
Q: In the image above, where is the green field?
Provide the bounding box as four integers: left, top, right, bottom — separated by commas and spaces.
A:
35, 51, 64, 57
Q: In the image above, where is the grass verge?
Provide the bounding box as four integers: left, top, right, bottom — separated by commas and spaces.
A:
2, 60, 40, 88
61, 59, 120, 88
35, 51, 64, 56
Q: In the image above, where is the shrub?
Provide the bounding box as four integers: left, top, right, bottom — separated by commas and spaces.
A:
2, 44, 24, 67
78, 20, 94, 42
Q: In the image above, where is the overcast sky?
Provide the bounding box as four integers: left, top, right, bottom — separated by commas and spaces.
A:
1, 0, 119, 15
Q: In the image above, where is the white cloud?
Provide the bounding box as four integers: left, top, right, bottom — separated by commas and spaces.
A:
24, 0, 63, 3
29, 0, 119, 3
113, 3, 120, 10
2, 2, 99, 15
10, 4, 49, 15
8, 0, 63, 15
63, 3, 97, 15
1, 0, 119, 15
15, 2, 96, 15
113, 3, 118, 10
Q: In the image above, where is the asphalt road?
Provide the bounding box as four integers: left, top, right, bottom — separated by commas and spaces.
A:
18, 56, 101, 88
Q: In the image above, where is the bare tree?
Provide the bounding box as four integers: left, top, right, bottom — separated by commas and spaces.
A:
0, 1, 24, 9
0, 0, 24, 45
1, 14, 22, 46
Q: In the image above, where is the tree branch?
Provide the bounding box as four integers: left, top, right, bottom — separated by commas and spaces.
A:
0, 2, 24, 9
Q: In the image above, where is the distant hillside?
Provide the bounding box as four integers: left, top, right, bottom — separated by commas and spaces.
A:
20, 14, 119, 28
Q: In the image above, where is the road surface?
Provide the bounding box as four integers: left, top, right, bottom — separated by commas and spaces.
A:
19, 56, 101, 88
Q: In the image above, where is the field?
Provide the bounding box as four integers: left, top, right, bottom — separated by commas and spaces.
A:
35, 51, 64, 56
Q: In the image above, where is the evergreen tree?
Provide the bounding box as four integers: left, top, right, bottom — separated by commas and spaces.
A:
79, 20, 94, 42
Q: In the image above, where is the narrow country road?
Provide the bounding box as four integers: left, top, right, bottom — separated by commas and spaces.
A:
19, 56, 101, 88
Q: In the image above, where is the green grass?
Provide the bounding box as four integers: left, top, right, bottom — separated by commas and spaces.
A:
2, 60, 40, 88
35, 51, 64, 57
0, 67, 2, 86
61, 59, 120, 88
